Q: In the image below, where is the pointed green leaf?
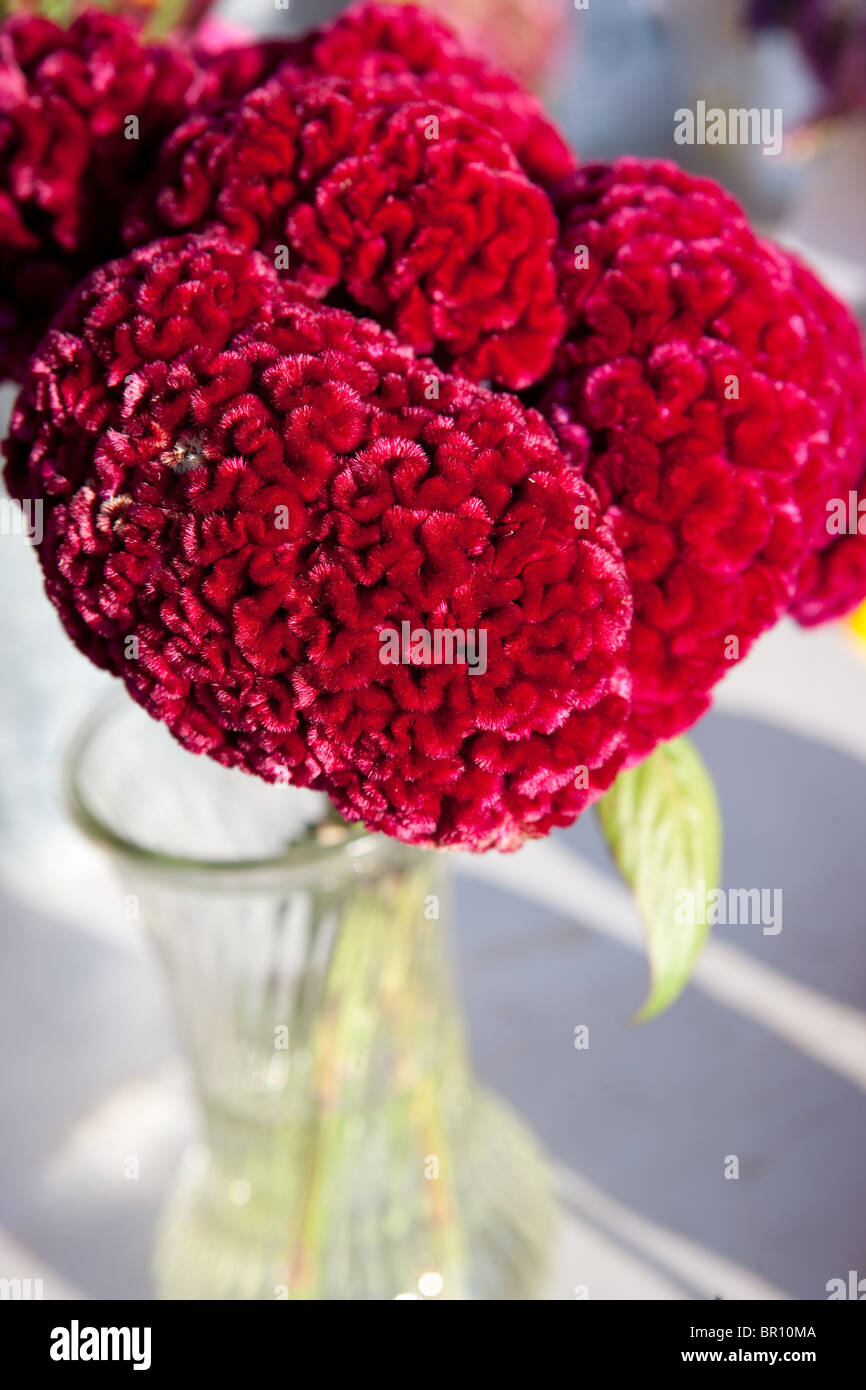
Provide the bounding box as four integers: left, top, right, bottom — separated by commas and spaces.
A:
596, 737, 722, 1021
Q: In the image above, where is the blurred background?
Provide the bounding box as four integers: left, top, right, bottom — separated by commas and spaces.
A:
1, 0, 865, 1299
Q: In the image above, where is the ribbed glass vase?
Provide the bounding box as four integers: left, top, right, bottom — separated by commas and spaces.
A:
66, 697, 555, 1300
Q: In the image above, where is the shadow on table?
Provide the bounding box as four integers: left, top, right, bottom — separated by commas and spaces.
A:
456, 711, 866, 1300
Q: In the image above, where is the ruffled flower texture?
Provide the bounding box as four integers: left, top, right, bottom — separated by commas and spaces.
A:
777, 249, 866, 627
4, 5, 865, 848
126, 70, 566, 390
0, 8, 288, 382
4, 235, 632, 851
0, 0, 574, 388
542, 158, 866, 760
302, 0, 575, 192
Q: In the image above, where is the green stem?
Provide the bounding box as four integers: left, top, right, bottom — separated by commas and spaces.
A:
285, 860, 469, 1300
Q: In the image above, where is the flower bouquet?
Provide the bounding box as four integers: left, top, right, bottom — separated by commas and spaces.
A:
2, 1, 865, 1299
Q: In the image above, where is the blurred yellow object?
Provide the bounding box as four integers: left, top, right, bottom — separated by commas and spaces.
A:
848, 598, 866, 649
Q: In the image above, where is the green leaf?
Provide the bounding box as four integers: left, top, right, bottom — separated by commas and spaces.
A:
596, 737, 722, 1022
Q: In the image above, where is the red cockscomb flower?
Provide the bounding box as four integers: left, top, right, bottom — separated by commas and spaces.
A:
541, 158, 866, 759
303, 1, 575, 192
4, 234, 632, 851
126, 73, 565, 389
0, 8, 298, 383
772, 246, 866, 626
192, 30, 305, 104
0, 9, 202, 380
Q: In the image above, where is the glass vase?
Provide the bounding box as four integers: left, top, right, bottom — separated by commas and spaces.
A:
65, 697, 555, 1300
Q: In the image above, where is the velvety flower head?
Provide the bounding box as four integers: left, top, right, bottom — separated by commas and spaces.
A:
192, 30, 306, 104
302, 1, 576, 191
541, 158, 866, 760
0, 8, 218, 381
126, 71, 565, 389
772, 245, 866, 626
4, 234, 632, 851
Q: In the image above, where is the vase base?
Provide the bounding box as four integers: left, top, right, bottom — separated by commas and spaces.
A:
151, 1088, 556, 1301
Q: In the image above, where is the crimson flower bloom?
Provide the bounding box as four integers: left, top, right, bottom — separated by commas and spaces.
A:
126, 70, 565, 390
541, 158, 866, 759
303, 1, 575, 191
4, 7, 865, 851
5, 234, 632, 850
0, 9, 205, 380
0, 7, 298, 383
